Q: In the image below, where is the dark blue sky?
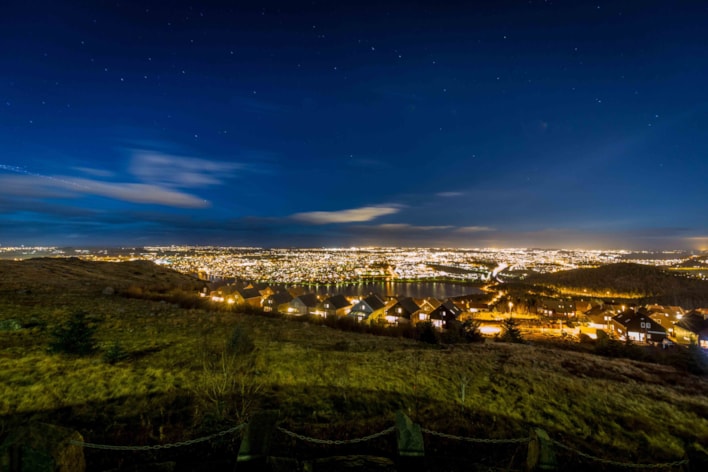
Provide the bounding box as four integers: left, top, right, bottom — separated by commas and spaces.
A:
2, 1, 707, 249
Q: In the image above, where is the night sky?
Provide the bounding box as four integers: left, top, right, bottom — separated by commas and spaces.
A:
2, 1, 707, 249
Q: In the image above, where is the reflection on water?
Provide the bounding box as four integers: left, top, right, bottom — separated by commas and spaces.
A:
270, 281, 485, 299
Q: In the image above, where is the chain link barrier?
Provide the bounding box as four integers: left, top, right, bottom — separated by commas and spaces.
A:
67, 421, 690, 469
69, 423, 246, 451
276, 425, 396, 445
551, 439, 689, 469
421, 427, 530, 445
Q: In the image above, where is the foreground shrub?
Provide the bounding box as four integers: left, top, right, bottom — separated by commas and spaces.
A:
685, 342, 708, 375
48, 312, 98, 356
417, 321, 440, 344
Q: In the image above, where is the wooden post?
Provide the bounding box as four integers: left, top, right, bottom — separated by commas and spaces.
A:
237, 410, 279, 464
395, 411, 424, 457
526, 428, 556, 471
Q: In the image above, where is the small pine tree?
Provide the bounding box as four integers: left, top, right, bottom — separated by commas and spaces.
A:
499, 317, 523, 343
462, 319, 484, 343
49, 312, 98, 356
103, 341, 129, 364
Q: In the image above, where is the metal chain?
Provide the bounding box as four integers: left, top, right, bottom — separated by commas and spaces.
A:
276, 425, 396, 445
551, 439, 689, 469
67, 421, 691, 470
421, 428, 530, 444
69, 423, 247, 451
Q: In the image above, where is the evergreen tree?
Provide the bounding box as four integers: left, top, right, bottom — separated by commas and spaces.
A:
499, 317, 523, 343
49, 312, 98, 356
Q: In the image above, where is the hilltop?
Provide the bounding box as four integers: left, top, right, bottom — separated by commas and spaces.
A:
524, 262, 708, 306
0, 257, 205, 295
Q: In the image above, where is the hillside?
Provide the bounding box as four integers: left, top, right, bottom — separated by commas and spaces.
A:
1, 259, 707, 470
525, 262, 708, 306
0, 257, 206, 295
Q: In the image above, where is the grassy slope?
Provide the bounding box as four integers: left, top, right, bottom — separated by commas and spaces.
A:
1, 259, 707, 466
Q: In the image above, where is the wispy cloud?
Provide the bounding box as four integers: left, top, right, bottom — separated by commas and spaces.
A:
456, 226, 494, 233
436, 191, 464, 197
70, 178, 210, 207
292, 205, 400, 224
375, 223, 453, 231
0, 175, 209, 208
0, 148, 242, 208
130, 150, 241, 187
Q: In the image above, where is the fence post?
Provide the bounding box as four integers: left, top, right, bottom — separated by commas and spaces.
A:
395, 411, 424, 457
526, 428, 556, 471
237, 410, 279, 465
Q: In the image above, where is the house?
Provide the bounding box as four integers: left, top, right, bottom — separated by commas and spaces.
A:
283, 293, 320, 316
233, 287, 263, 307
246, 282, 275, 298
385, 297, 421, 325
611, 310, 667, 343
316, 294, 352, 317
262, 291, 293, 313
583, 306, 615, 331
673, 311, 708, 349
415, 298, 442, 322
536, 298, 577, 317
645, 306, 683, 337
209, 283, 242, 303
465, 300, 491, 313
574, 300, 594, 314
348, 293, 387, 322
428, 300, 463, 329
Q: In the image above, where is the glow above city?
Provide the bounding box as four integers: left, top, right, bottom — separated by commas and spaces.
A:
1, 2, 707, 249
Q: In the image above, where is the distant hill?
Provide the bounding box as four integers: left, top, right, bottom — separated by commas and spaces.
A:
0, 257, 205, 294
525, 262, 708, 307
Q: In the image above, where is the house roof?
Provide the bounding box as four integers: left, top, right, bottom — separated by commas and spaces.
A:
237, 287, 262, 299
441, 300, 463, 315
612, 310, 637, 326
416, 297, 442, 310
395, 297, 421, 315
429, 303, 460, 320
363, 293, 386, 311
676, 312, 708, 334
266, 291, 293, 305
296, 293, 320, 308
247, 282, 269, 291
323, 294, 351, 309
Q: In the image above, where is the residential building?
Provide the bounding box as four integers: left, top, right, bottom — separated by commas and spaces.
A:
674, 311, 708, 349
611, 310, 667, 343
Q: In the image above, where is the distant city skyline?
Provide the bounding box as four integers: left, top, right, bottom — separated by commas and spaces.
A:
2, 1, 707, 250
